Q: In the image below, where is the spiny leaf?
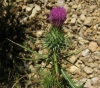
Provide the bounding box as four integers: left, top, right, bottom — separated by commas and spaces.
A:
7, 38, 47, 58
61, 69, 78, 88
61, 69, 86, 88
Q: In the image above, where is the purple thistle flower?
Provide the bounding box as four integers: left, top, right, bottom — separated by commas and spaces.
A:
49, 6, 67, 27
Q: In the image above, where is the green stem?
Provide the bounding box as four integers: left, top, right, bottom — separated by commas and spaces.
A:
53, 52, 59, 75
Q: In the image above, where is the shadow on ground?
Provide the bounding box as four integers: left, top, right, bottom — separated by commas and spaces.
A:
0, 3, 26, 87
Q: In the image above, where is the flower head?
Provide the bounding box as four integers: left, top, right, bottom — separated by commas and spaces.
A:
49, 6, 67, 27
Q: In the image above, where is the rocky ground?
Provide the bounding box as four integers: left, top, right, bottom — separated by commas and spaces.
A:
1, 0, 100, 88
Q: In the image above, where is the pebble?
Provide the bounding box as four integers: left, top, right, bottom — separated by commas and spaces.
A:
84, 66, 93, 74
97, 37, 100, 45
20, 17, 28, 24
71, 18, 76, 25
29, 9, 37, 18
69, 66, 79, 73
29, 65, 37, 72
82, 49, 90, 56
90, 5, 97, 11
26, 7, 32, 12
77, 4, 82, 10
89, 42, 98, 52
42, 49, 49, 55
22, 5, 27, 10
97, 18, 100, 23
91, 77, 98, 85
72, 14, 77, 18
34, 5, 41, 12
84, 79, 92, 88
80, 14, 86, 21
92, 52, 100, 60
57, 0, 65, 7
36, 30, 44, 38
93, 24, 98, 30
47, 63, 52, 68
78, 37, 89, 45
41, 0, 48, 6
84, 17, 93, 26
80, 9, 87, 15
41, 62, 46, 67
72, 4, 77, 9
27, 4, 35, 8
16, 0, 23, 2
77, 18, 82, 24
90, 86, 97, 88
89, 63, 96, 68
80, 78, 87, 83
68, 55, 77, 63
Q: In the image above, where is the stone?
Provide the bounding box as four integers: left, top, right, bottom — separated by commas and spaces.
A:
69, 55, 77, 63
89, 42, 98, 52
97, 37, 100, 45
34, 5, 41, 12
36, 30, 44, 38
47, 2, 53, 8
77, 19, 82, 24
80, 78, 88, 83
90, 86, 97, 88
61, 64, 67, 68
44, 0, 49, 5
91, 77, 98, 85
28, 4, 35, 8
84, 17, 93, 26
82, 49, 90, 56
43, 68, 50, 73
71, 18, 76, 25
30, 9, 37, 18
89, 63, 96, 68
29, 65, 37, 72
84, 66, 93, 74
87, 57, 93, 63
24, 0, 27, 3
84, 79, 92, 88
80, 14, 86, 21
16, 0, 23, 2
47, 64, 52, 68
93, 68, 98, 72
41, 62, 46, 67
69, 66, 79, 73
26, 7, 32, 12
97, 18, 100, 23
20, 17, 28, 24
57, 0, 65, 7
92, 52, 100, 60
38, 49, 43, 54
42, 49, 49, 55
80, 9, 87, 15
72, 4, 77, 9
78, 37, 89, 45
77, 4, 82, 9
72, 14, 77, 18
22, 5, 27, 10
79, 78, 88, 85
90, 5, 97, 11
93, 24, 98, 30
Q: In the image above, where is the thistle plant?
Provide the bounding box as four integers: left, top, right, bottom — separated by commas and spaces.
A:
42, 6, 85, 88
43, 6, 67, 76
